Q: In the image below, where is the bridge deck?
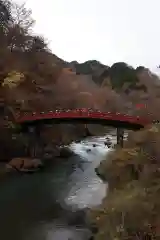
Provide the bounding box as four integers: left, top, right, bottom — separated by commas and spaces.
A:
14, 110, 151, 130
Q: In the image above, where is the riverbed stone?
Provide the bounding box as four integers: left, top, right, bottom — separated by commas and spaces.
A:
86, 149, 91, 152
104, 137, 112, 148
92, 144, 97, 147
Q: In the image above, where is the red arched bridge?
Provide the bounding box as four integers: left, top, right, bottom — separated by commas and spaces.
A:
15, 109, 151, 130
13, 109, 152, 154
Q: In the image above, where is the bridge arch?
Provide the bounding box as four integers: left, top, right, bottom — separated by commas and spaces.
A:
13, 109, 151, 157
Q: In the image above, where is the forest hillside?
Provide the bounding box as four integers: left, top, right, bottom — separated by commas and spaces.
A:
0, 0, 160, 161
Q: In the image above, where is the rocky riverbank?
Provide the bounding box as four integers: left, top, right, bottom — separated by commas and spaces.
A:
0, 121, 115, 177
88, 124, 160, 240
0, 146, 76, 176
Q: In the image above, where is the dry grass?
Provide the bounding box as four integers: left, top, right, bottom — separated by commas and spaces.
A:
88, 124, 160, 240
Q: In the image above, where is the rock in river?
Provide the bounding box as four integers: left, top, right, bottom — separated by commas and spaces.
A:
6, 158, 43, 173
59, 147, 75, 158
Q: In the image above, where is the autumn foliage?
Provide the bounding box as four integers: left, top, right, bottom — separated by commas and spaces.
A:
0, 0, 106, 112
1, 1, 160, 238
88, 124, 160, 240
1, 0, 160, 160
0, 0, 155, 116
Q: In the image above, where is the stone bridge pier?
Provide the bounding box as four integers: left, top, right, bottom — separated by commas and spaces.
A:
116, 128, 124, 147
25, 124, 125, 157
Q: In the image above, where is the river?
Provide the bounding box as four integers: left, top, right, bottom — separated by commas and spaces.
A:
0, 135, 117, 240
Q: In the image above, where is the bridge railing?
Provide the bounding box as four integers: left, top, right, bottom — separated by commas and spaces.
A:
14, 108, 152, 127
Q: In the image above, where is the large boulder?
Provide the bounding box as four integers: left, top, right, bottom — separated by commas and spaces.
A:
43, 145, 75, 159
6, 158, 43, 172
59, 147, 74, 158
7, 158, 23, 170
23, 158, 42, 169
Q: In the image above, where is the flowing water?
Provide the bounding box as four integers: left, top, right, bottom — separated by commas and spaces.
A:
0, 135, 117, 240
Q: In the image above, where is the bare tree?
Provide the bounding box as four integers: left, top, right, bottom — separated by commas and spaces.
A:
11, 2, 34, 31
